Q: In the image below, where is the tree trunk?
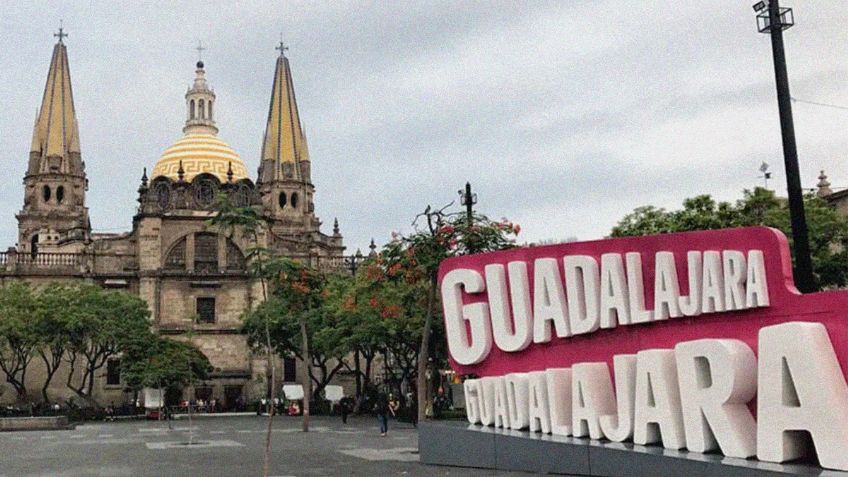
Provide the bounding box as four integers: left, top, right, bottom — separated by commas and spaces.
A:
299, 316, 311, 432
38, 345, 64, 404
417, 276, 437, 422
354, 349, 361, 398
262, 299, 275, 477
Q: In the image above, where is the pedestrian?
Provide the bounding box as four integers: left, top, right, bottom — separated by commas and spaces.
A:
388, 394, 399, 419
376, 393, 389, 436
340, 395, 353, 424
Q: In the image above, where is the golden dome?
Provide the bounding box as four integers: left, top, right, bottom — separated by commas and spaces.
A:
152, 132, 249, 183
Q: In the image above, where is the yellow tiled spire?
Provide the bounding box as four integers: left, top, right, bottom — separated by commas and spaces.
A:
260, 43, 309, 182
30, 34, 81, 169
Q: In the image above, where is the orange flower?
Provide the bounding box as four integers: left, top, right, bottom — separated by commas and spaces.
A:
381, 304, 401, 319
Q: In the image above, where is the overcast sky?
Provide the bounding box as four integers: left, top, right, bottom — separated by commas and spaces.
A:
1, 1, 847, 252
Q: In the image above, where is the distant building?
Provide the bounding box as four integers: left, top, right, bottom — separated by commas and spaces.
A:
815, 170, 848, 215
1, 34, 347, 407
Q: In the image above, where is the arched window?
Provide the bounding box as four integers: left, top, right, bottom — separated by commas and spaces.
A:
194, 233, 218, 273
42, 186, 51, 203
198, 99, 205, 119
164, 237, 187, 270
56, 186, 65, 204
278, 192, 287, 208
291, 193, 299, 209
190, 100, 196, 120
226, 239, 246, 271
30, 234, 39, 258
208, 100, 213, 120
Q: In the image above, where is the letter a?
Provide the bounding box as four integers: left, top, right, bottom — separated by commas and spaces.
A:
757, 322, 848, 471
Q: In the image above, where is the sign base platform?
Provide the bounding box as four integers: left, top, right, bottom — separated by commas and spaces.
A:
419, 421, 846, 476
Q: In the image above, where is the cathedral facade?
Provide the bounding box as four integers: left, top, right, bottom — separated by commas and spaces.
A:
1, 35, 346, 407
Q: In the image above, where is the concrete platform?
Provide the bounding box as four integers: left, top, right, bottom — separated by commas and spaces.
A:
419, 421, 848, 477
0, 416, 73, 432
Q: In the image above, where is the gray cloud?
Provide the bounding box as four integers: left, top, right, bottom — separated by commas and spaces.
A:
1, 1, 846, 252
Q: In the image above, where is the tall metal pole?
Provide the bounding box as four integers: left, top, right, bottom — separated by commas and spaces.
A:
464, 182, 473, 224
767, 0, 815, 292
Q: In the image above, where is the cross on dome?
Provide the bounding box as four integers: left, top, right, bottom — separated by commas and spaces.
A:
196, 40, 206, 62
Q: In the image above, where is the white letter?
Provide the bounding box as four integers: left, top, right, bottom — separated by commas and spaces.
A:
757, 322, 848, 471
633, 349, 686, 449
485, 264, 533, 352
464, 379, 481, 425
654, 252, 682, 320
528, 371, 551, 433
505, 373, 530, 430
626, 253, 653, 324
564, 255, 600, 335
572, 362, 617, 439
600, 253, 630, 328
493, 376, 511, 429
675, 339, 757, 458
478, 377, 496, 426
442, 268, 492, 365
546, 368, 573, 436
678, 251, 702, 317
533, 258, 570, 342
723, 251, 747, 311
600, 355, 637, 442
701, 251, 725, 313
746, 250, 769, 308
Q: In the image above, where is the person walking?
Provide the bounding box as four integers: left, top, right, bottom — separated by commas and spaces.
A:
376, 393, 389, 436
340, 395, 353, 424
388, 394, 399, 419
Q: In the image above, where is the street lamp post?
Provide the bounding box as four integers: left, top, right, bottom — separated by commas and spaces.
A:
458, 182, 478, 253
458, 182, 477, 225
754, 0, 816, 292
343, 248, 365, 398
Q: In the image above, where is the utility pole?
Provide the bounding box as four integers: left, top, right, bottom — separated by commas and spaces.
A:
458, 182, 479, 253
344, 249, 365, 399
754, 0, 815, 292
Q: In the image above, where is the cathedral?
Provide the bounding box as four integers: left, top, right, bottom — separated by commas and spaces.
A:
1, 32, 346, 407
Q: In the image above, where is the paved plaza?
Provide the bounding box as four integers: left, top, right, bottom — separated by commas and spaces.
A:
0, 415, 534, 476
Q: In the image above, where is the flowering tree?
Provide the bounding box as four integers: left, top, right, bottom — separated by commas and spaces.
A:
381, 206, 519, 421
262, 257, 326, 432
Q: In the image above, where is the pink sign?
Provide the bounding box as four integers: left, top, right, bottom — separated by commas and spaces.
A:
438, 226, 848, 377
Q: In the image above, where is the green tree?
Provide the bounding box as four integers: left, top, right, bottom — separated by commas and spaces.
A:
382, 207, 519, 421
208, 193, 278, 476
62, 285, 151, 402
610, 187, 848, 289
33, 283, 78, 403
122, 336, 212, 393
263, 257, 325, 431
0, 282, 39, 401
242, 297, 350, 403
323, 270, 390, 396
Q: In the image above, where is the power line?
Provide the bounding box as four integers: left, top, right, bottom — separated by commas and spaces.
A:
791, 97, 848, 111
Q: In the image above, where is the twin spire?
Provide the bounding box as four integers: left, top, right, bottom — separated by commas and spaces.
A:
30, 29, 310, 184
259, 43, 310, 183
29, 31, 82, 176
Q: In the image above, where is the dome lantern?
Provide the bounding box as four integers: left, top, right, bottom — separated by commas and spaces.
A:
151, 52, 249, 184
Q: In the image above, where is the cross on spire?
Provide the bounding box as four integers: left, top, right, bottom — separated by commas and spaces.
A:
54, 20, 68, 43
196, 40, 206, 62
276, 34, 288, 57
